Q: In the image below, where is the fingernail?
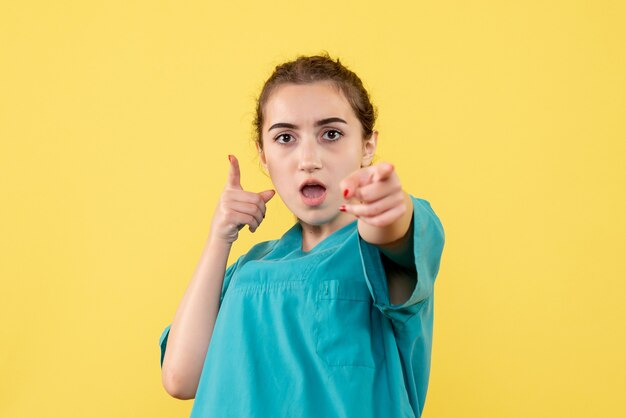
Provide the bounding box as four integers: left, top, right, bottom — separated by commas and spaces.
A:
343, 189, 349, 198
339, 205, 346, 212
228, 155, 233, 163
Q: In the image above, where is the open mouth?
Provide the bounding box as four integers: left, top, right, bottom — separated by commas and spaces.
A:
299, 180, 327, 206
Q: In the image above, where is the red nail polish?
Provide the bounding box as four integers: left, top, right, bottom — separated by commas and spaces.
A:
339, 205, 346, 212
343, 189, 349, 198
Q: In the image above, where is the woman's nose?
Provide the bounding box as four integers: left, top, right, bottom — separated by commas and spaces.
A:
298, 140, 322, 172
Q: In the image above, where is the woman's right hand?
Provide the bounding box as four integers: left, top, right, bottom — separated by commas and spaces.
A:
209, 155, 275, 245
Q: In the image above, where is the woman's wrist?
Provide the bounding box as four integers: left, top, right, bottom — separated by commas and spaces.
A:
357, 192, 413, 245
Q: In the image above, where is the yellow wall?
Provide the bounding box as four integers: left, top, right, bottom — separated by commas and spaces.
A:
1, 1, 624, 417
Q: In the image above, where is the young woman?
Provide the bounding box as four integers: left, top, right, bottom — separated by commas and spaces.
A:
159, 53, 445, 418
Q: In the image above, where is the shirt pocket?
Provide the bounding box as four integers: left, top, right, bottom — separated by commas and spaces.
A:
314, 279, 385, 369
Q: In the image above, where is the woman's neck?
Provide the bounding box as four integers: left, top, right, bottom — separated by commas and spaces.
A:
298, 213, 356, 252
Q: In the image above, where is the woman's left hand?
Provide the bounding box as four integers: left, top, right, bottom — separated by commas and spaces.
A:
339, 162, 408, 228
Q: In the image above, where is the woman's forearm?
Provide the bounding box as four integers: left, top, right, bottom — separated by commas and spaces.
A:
161, 236, 232, 399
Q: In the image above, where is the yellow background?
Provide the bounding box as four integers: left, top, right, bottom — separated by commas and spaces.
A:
1, 1, 624, 417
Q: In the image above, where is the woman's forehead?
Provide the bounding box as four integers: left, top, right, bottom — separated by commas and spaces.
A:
263, 81, 356, 126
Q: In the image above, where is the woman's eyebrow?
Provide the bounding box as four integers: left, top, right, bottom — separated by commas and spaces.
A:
315, 117, 347, 127
268, 122, 297, 132
268, 117, 348, 132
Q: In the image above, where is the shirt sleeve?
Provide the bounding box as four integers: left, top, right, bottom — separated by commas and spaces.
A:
158, 257, 243, 368
357, 195, 445, 324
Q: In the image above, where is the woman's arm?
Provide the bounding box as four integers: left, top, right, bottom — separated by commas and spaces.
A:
340, 165, 417, 305
162, 155, 274, 399
161, 238, 231, 400
358, 192, 417, 305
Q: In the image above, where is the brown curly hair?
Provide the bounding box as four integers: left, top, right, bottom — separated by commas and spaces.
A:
253, 52, 378, 151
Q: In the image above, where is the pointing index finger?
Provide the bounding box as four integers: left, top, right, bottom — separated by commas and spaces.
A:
372, 162, 395, 182
340, 166, 371, 200
341, 163, 395, 199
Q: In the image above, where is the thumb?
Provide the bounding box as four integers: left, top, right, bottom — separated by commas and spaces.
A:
258, 189, 276, 203
227, 154, 243, 190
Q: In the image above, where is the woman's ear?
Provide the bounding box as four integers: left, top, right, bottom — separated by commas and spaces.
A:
361, 130, 378, 167
257, 142, 268, 171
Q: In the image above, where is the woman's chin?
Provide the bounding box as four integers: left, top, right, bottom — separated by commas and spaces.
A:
295, 210, 354, 229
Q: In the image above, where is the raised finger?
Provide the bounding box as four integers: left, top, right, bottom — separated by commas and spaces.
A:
227, 155, 243, 190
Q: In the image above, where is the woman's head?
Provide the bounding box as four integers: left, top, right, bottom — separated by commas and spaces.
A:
253, 53, 377, 151
252, 53, 379, 229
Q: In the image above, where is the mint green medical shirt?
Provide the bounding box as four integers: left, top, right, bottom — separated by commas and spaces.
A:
159, 195, 445, 418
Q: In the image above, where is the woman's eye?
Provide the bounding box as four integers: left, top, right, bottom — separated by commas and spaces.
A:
322, 129, 342, 141
275, 133, 294, 144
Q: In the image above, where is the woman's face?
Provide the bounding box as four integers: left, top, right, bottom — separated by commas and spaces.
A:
259, 81, 377, 227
